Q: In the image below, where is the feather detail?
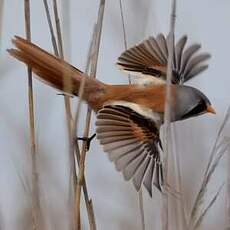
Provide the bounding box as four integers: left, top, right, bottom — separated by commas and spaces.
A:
96, 104, 164, 194
156, 33, 168, 60
185, 65, 209, 81
116, 34, 210, 84
175, 35, 187, 71
179, 44, 201, 76
7, 36, 106, 110
182, 53, 211, 81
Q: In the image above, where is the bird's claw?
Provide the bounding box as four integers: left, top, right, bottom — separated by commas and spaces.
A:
76, 133, 96, 151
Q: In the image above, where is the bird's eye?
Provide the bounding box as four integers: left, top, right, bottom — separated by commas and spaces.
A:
181, 102, 206, 119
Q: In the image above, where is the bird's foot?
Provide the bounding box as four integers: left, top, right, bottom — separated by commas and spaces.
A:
76, 133, 96, 151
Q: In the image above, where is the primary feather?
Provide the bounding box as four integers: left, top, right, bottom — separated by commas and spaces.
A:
117, 33, 211, 84
96, 105, 163, 195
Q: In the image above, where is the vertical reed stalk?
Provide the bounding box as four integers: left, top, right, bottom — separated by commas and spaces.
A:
75, 1, 105, 229
138, 189, 146, 230
73, 25, 97, 230
52, 1, 78, 230
119, 0, 145, 228
42, 0, 59, 55
42, 1, 77, 229
59, 2, 78, 229
162, 0, 176, 229
52, 0, 73, 139
171, 125, 188, 230
119, 0, 131, 84
43, 1, 98, 229
74, 25, 96, 131
24, 0, 42, 229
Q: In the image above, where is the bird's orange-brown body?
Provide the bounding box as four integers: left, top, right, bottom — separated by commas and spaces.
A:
8, 36, 171, 113
8, 35, 215, 195
91, 84, 169, 112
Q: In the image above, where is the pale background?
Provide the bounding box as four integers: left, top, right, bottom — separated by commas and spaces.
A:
0, 0, 230, 229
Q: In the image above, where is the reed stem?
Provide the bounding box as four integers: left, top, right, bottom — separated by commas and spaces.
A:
24, 0, 42, 229
162, 0, 176, 229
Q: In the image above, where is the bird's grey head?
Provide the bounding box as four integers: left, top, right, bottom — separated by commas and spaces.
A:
171, 85, 215, 122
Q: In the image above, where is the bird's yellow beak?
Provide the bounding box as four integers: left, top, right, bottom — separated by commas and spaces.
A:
207, 105, 216, 114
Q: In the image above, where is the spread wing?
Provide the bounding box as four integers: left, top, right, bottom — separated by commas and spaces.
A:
95, 105, 163, 196
116, 33, 211, 84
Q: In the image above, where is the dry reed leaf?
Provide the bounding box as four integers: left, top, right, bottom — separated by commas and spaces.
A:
189, 107, 230, 228
194, 183, 224, 229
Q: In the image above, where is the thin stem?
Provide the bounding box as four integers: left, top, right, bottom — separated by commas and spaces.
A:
119, 0, 144, 228
162, 0, 176, 229
74, 24, 96, 134
189, 107, 230, 227
42, 0, 59, 55
75, 108, 92, 230
73, 25, 97, 230
44, 0, 98, 228
52, 2, 79, 230
59, 5, 77, 226
52, 0, 64, 57
118, 0, 131, 84
24, 0, 42, 229
75, 1, 105, 229
51, 0, 74, 172
138, 189, 145, 230
172, 125, 188, 230
193, 183, 224, 229
119, 0, 128, 49
42, 1, 77, 229
205, 107, 230, 178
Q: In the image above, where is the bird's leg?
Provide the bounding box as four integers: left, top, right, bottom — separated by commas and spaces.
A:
76, 133, 96, 151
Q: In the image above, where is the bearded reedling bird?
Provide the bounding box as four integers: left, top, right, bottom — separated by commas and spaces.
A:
8, 34, 215, 196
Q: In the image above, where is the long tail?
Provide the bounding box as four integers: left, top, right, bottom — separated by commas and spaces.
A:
7, 36, 107, 111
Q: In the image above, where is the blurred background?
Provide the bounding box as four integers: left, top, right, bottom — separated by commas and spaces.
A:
0, 0, 230, 229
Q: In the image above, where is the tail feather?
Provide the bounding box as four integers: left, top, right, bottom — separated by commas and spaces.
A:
8, 36, 106, 110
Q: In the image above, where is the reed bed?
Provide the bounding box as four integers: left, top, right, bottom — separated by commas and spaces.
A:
0, 0, 229, 230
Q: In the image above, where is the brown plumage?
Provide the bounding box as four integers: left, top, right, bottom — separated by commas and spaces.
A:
8, 36, 170, 112
8, 36, 215, 196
